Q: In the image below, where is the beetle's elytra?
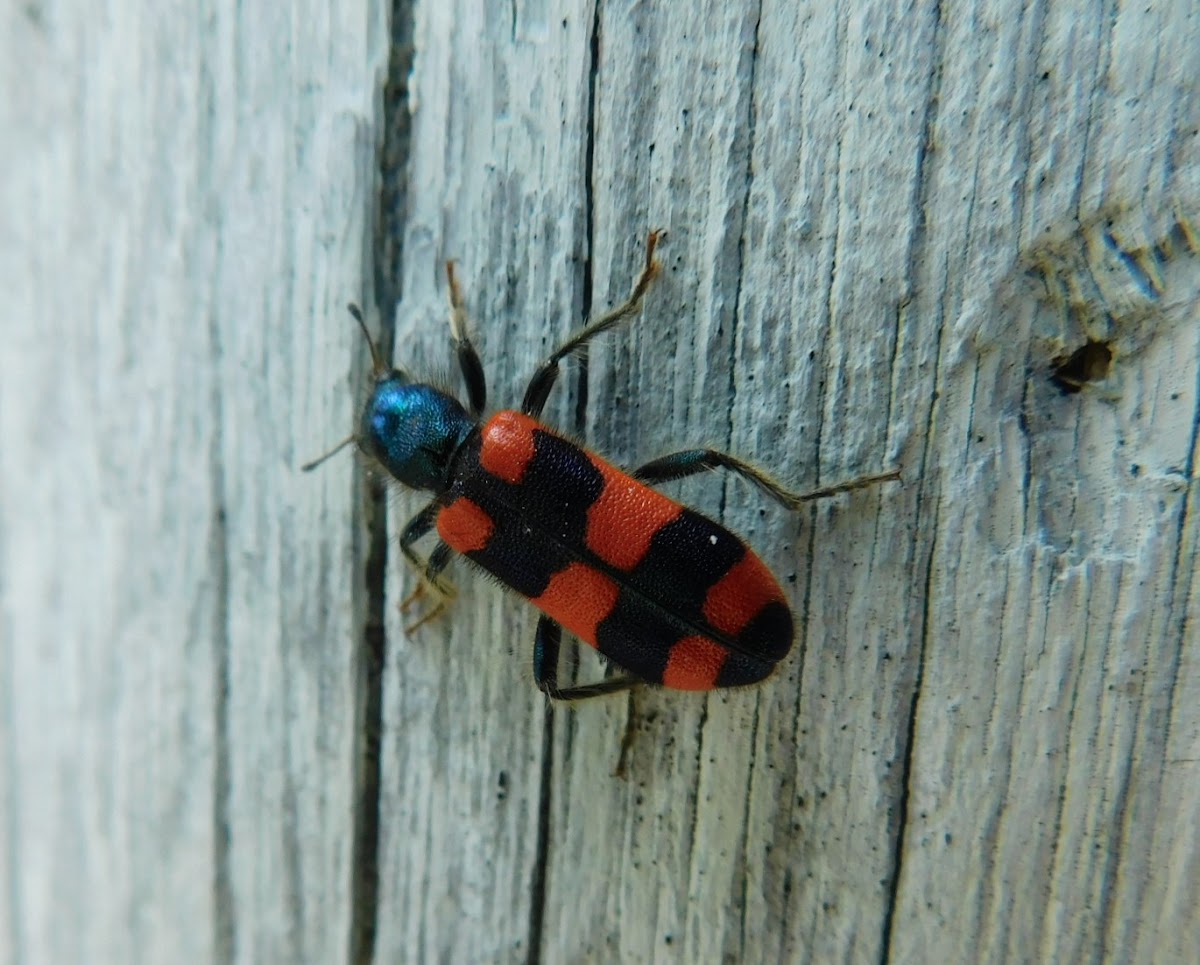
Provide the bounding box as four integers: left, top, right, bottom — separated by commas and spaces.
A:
307, 231, 899, 700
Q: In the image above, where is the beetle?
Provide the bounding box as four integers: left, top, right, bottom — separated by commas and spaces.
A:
307, 231, 899, 700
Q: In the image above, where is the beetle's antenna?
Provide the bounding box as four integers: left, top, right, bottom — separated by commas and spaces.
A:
348, 302, 386, 377
299, 303, 383, 472
300, 434, 359, 472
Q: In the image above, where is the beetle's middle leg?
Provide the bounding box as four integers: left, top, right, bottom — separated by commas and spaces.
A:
632, 449, 901, 511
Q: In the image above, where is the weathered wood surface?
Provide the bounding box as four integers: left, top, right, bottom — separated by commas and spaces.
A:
2, 2, 388, 962
3, 0, 1197, 963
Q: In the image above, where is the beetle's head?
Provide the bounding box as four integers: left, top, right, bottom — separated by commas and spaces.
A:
302, 304, 470, 491
358, 374, 470, 491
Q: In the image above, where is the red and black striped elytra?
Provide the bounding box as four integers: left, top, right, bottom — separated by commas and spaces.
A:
438, 411, 793, 690
306, 231, 899, 700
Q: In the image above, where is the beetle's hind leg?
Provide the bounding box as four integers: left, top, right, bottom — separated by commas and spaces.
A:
632, 449, 900, 510
533, 617, 639, 701
399, 502, 457, 630
446, 261, 487, 417
522, 229, 664, 418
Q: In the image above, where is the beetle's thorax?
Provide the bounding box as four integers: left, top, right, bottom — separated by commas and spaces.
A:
359, 374, 474, 491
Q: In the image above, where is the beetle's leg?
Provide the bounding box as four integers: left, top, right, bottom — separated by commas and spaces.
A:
399, 502, 439, 571
632, 449, 901, 511
533, 617, 640, 701
402, 542, 457, 631
446, 261, 487, 418
399, 503, 456, 628
522, 229, 664, 418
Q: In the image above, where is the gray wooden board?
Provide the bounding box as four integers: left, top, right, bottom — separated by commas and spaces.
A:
3, 0, 1198, 963
2, 1, 388, 962
375, 1, 1199, 962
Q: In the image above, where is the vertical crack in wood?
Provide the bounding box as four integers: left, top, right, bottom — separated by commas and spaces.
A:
1097, 700, 1137, 961
527, 702, 555, 965
349, 2, 415, 963
527, 5, 605, 961
349, 472, 387, 965
811, 10, 846, 496
727, 3, 765, 956
1164, 349, 1200, 720
1066, 0, 1118, 220
1017, 374, 1034, 516
881, 533, 935, 962
572, 1, 601, 436
1042, 572, 1085, 959
735, 697, 764, 960
724, 0, 764, 521
682, 698, 710, 901
879, 1, 945, 961
209, 314, 236, 961
374, 4, 416, 321
212, 534, 235, 961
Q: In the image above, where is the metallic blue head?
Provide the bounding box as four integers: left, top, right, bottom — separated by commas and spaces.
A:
359, 374, 474, 491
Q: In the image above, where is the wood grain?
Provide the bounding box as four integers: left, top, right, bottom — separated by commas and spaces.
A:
2, 2, 387, 961
3, 0, 1196, 962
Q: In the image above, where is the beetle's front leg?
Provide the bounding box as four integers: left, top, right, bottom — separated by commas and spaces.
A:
399, 502, 456, 630
445, 262, 487, 417
521, 230, 664, 418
